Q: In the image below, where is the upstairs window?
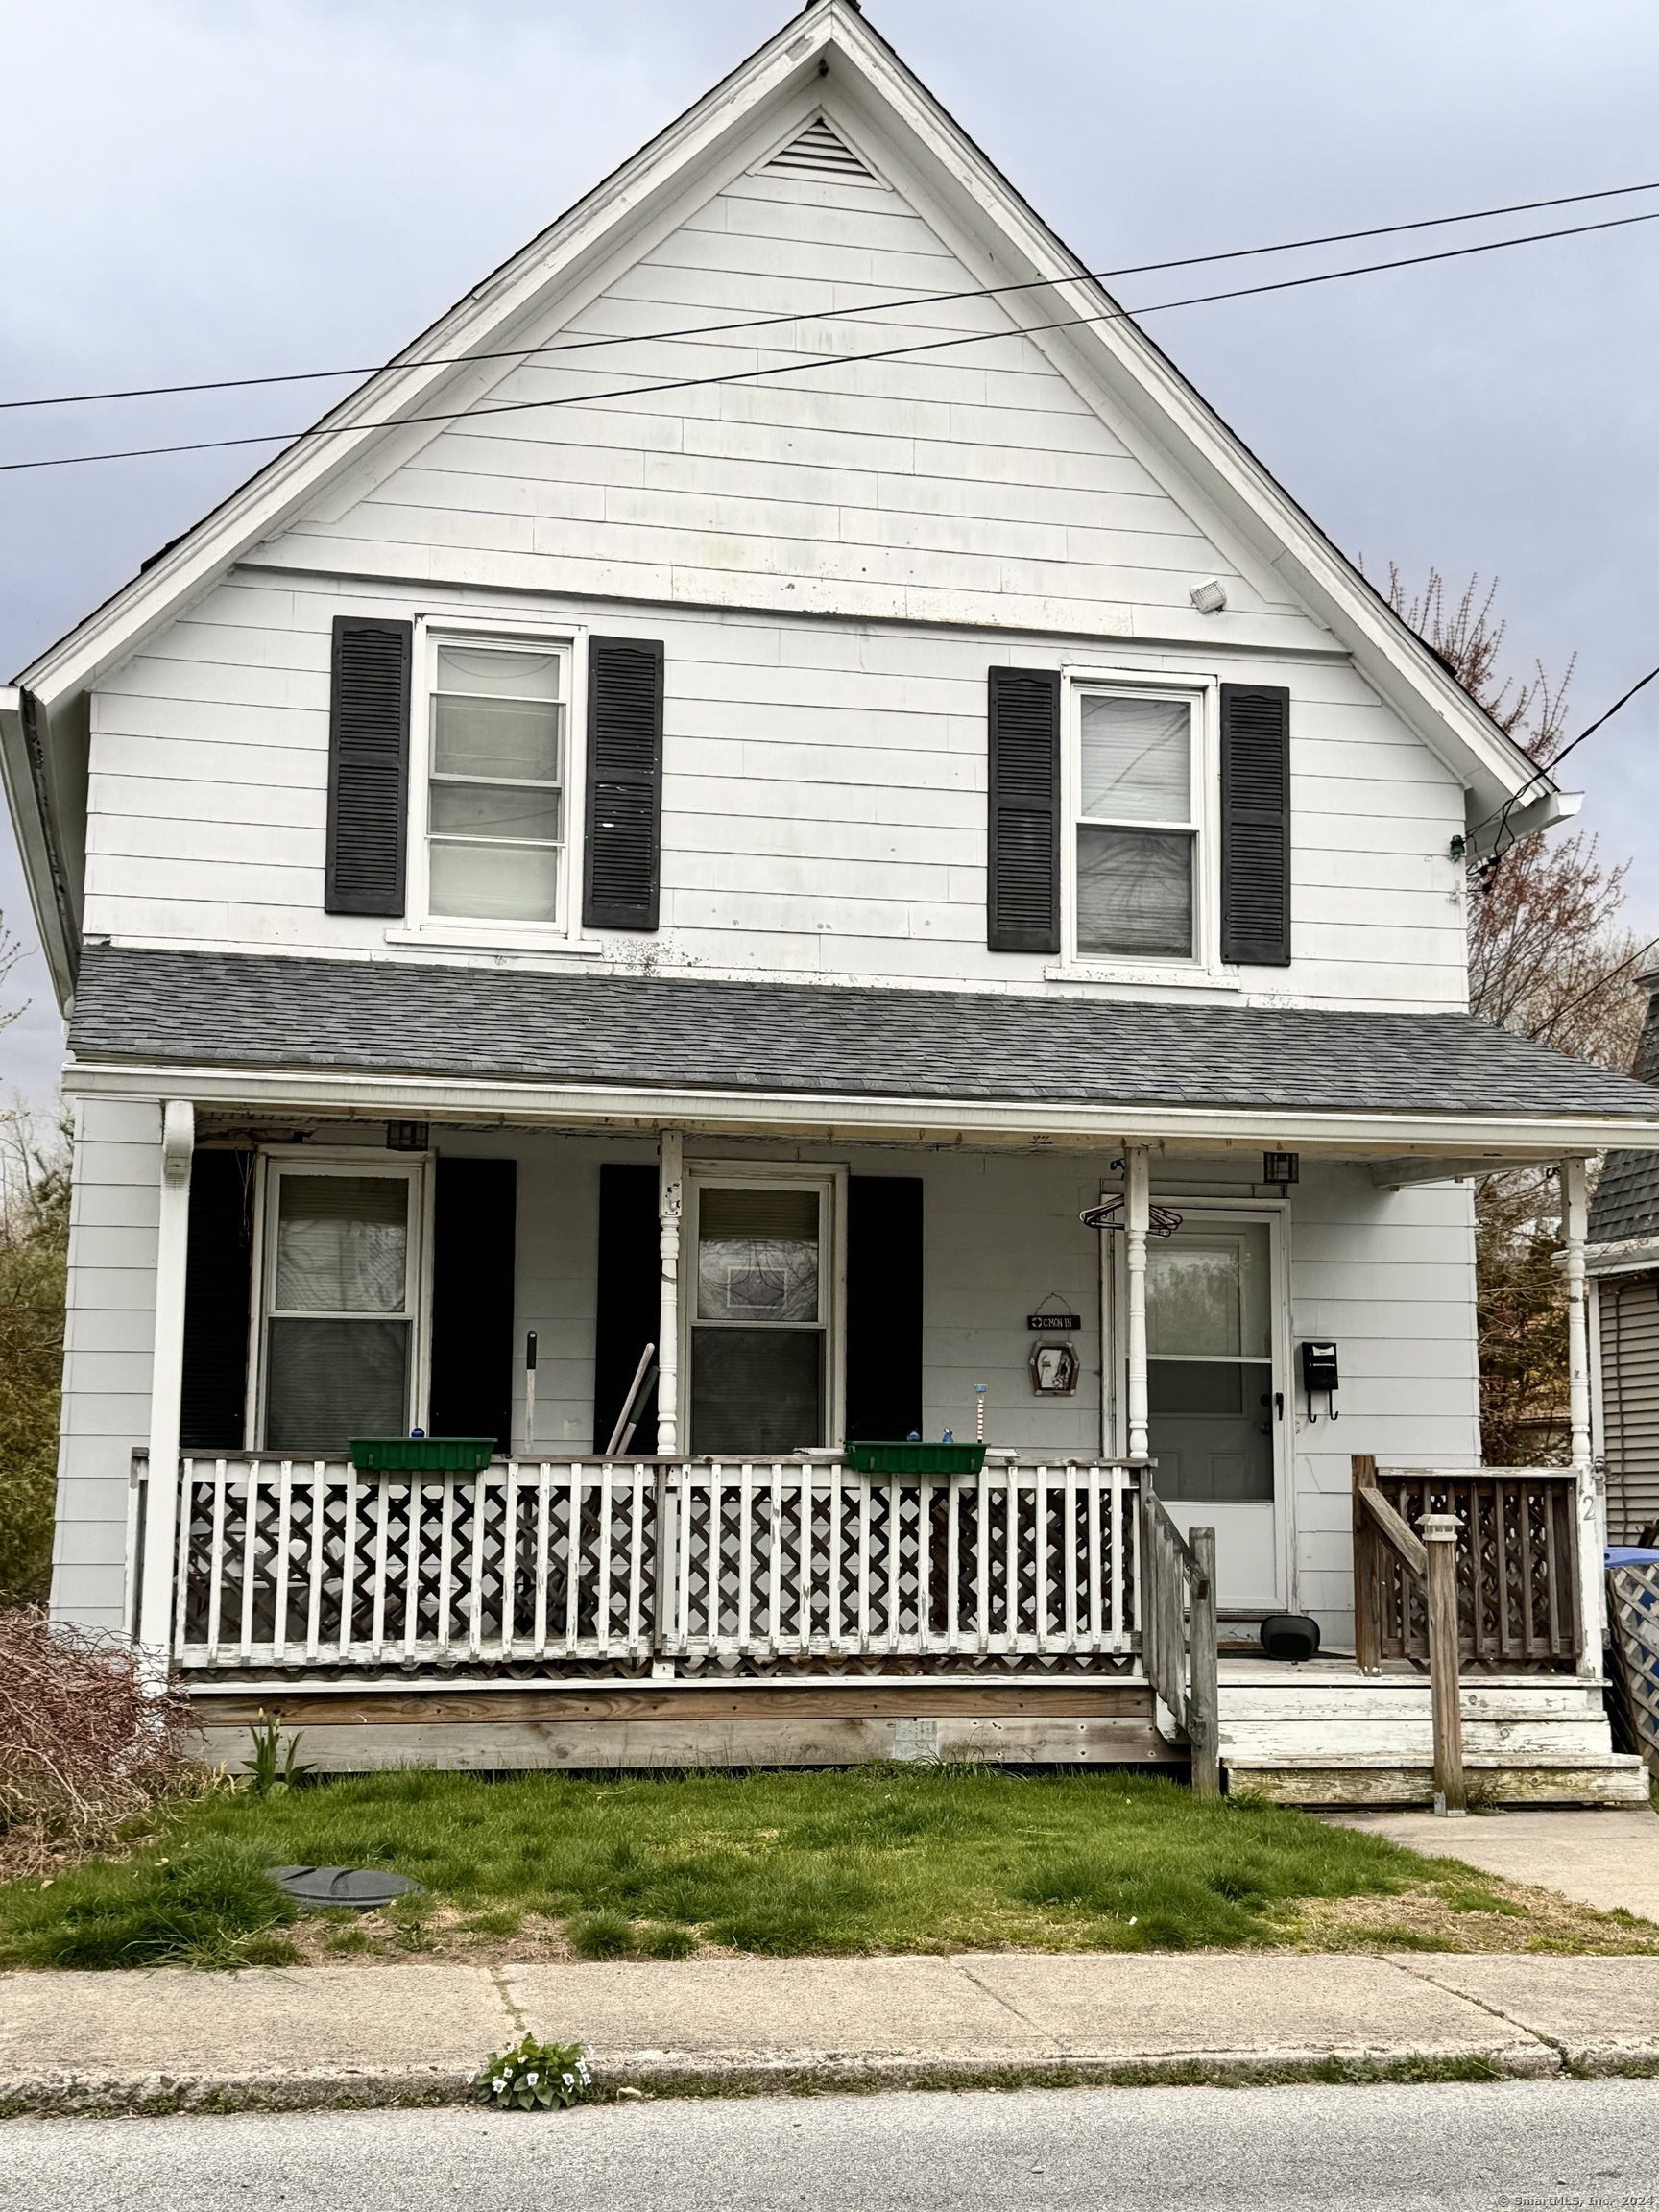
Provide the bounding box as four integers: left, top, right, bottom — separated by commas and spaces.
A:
428, 644, 566, 924
1073, 690, 1198, 962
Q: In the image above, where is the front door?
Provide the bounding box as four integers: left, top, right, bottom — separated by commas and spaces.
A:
1117, 1208, 1286, 1607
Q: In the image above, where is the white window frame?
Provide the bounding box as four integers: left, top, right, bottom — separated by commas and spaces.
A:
681, 1162, 848, 1453
1059, 668, 1223, 983
246, 1148, 433, 1453
394, 618, 590, 951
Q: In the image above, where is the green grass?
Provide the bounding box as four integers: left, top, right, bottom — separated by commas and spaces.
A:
0, 1766, 1437, 1969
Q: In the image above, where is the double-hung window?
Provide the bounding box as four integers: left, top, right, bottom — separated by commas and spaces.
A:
257, 1162, 423, 1453
428, 643, 566, 924
1073, 689, 1199, 961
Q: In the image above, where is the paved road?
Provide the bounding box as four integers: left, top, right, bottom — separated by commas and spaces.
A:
2, 2081, 1655, 2212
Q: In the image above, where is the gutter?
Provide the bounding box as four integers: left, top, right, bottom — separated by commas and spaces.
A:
0, 685, 79, 1007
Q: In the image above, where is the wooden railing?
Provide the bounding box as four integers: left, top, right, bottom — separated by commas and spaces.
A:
1352, 1457, 1582, 1673
168, 1455, 1142, 1672
1138, 1481, 1219, 1794
1352, 1456, 1466, 1812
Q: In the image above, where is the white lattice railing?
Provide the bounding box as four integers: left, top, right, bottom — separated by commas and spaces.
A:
169, 1455, 1141, 1671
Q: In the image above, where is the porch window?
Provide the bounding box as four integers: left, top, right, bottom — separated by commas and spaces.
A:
260, 1167, 421, 1452
690, 1185, 826, 1455
1074, 690, 1196, 960
1145, 1222, 1273, 1500
428, 644, 565, 923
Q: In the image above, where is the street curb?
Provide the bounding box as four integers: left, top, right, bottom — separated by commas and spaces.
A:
3, 2043, 1622, 2117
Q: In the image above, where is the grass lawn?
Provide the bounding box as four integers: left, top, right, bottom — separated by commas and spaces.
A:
3, 1766, 1654, 1971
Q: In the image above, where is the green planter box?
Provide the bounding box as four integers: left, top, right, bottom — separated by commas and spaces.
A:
350, 1437, 496, 1475
844, 1440, 987, 1478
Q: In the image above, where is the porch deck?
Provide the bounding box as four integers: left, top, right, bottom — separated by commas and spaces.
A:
156, 1451, 1648, 1804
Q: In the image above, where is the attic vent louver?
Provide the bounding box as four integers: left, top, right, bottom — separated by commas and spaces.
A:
767, 118, 874, 180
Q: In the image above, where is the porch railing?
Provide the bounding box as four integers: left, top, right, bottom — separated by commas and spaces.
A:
1352, 1456, 1582, 1673
170, 1455, 1142, 1672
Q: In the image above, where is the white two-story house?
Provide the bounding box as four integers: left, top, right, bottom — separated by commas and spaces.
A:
7, 0, 1656, 1797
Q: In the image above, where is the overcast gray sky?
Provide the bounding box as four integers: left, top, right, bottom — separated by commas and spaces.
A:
4, 0, 1658, 1106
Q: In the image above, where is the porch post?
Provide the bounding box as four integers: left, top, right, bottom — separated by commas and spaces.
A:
1124, 1143, 1151, 1460
656, 1130, 684, 1455
136, 1100, 194, 1681
1561, 1155, 1603, 1676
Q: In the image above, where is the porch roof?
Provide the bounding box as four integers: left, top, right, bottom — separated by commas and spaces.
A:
68, 946, 1659, 1143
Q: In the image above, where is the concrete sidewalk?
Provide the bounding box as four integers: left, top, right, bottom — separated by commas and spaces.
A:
1328, 1808, 1659, 1923
5, 1952, 1659, 2114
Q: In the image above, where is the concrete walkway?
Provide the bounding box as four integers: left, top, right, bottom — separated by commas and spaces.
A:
1329, 1806, 1659, 1922
4, 1952, 1659, 2113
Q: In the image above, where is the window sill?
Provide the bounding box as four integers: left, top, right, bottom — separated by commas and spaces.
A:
1044, 962, 1240, 993
383, 924, 607, 956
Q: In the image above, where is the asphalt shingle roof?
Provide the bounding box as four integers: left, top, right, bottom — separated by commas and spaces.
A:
64, 945, 1659, 1128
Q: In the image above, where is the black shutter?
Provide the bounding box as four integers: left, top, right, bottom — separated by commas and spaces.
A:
593, 1164, 661, 1451
845, 1176, 924, 1442
583, 637, 664, 932
325, 615, 412, 916
180, 1150, 255, 1451
428, 1158, 517, 1451
987, 666, 1061, 952
1219, 684, 1291, 967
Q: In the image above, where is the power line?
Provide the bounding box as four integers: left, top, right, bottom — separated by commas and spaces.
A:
6, 175, 1658, 418
1475, 659, 1659, 855
5, 199, 1658, 478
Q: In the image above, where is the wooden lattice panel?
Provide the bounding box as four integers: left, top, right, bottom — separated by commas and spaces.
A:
174, 1456, 1138, 1673
1608, 1561, 1659, 1778
1365, 1467, 1581, 1672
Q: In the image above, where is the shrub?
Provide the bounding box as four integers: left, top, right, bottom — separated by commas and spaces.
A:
0, 1608, 202, 1878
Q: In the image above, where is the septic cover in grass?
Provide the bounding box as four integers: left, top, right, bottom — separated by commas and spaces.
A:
267, 1865, 425, 1910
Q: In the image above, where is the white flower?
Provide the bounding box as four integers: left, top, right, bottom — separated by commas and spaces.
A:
525, 2073, 539, 2086
561, 2071, 574, 2087
493, 2077, 508, 2093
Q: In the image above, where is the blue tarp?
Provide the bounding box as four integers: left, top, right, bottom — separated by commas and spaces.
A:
1607, 1548, 1659, 1566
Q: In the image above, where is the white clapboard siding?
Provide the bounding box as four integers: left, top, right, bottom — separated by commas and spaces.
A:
1599, 1271, 1659, 1540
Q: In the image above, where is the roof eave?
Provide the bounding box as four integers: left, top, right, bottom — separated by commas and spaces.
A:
0, 686, 79, 1007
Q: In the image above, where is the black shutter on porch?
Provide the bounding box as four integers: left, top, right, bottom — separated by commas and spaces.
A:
987, 666, 1062, 953
428, 1158, 517, 1452
1219, 683, 1292, 967
180, 1149, 255, 1451
594, 1164, 661, 1452
845, 1176, 924, 1442
583, 637, 664, 932
325, 615, 412, 917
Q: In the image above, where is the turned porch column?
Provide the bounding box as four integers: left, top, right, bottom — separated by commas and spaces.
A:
656, 1130, 684, 1455
1124, 1143, 1151, 1461
1561, 1154, 1603, 1676
137, 1099, 194, 1680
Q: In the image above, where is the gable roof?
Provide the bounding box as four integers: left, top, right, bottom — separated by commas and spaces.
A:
5, 0, 1556, 1012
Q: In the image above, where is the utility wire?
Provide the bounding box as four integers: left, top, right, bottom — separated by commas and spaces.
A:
5, 175, 1659, 418
5, 202, 1659, 478
1474, 659, 1659, 856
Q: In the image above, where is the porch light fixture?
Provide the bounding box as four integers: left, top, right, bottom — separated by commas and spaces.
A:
1262, 1151, 1299, 1189
386, 1120, 430, 1152
1079, 1196, 1183, 1238
1190, 577, 1227, 614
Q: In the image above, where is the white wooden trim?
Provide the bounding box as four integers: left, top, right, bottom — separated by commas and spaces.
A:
251, 1149, 429, 1450
680, 1159, 845, 1452
1562, 1154, 1604, 1676
137, 1100, 193, 1674
1123, 1146, 1150, 1460
1060, 669, 1221, 982
656, 1129, 684, 1455
407, 620, 579, 945
62, 1060, 1659, 1158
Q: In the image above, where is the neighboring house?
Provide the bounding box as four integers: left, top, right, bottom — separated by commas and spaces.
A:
1589, 967, 1659, 1543
4, 1, 1654, 1797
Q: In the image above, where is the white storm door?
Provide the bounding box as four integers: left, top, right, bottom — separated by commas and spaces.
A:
1116, 1208, 1287, 1609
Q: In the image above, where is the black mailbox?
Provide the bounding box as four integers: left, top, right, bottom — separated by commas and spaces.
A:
1300, 1340, 1339, 1422
1300, 1342, 1338, 1393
